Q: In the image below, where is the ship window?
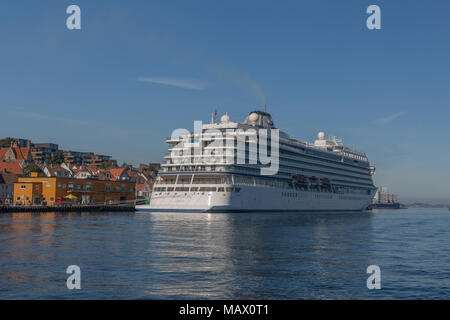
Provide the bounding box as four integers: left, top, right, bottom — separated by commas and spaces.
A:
234, 188, 241, 192
190, 187, 199, 192
199, 187, 216, 192
218, 187, 225, 192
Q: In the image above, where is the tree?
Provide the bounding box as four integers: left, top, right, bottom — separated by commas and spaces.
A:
0, 137, 14, 148
99, 160, 117, 169
22, 163, 43, 177
50, 150, 65, 165
148, 164, 159, 174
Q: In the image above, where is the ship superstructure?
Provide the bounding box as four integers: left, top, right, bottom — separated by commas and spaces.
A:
145, 110, 377, 212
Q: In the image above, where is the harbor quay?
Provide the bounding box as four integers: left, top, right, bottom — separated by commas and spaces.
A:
0, 204, 136, 213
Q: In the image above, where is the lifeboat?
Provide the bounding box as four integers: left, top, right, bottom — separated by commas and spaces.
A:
292, 174, 307, 183
320, 177, 332, 192
309, 176, 319, 184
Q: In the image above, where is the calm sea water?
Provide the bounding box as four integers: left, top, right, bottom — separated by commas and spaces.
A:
0, 208, 449, 299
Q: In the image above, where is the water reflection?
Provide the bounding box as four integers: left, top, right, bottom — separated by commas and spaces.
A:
137, 211, 375, 299
9, 209, 450, 299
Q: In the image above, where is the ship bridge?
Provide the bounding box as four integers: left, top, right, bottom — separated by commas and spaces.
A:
243, 111, 276, 129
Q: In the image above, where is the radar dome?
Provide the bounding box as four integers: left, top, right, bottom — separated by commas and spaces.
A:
220, 114, 230, 123
248, 113, 259, 122
318, 132, 325, 140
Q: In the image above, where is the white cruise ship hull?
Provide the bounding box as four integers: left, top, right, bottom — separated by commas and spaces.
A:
138, 186, 375, 212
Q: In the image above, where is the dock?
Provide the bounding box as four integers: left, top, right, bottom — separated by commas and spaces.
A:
0, 205, 136, 213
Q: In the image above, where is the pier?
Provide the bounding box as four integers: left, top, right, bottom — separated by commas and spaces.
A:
0, 204, 136, 213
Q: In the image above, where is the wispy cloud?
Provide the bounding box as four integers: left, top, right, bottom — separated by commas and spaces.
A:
137, 77, 208, 90
375, 112, 406, 125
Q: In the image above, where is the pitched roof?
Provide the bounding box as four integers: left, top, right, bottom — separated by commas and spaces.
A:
109, 168, 126, 177
0, 172, 18, 184
14, 146, 30, 161
46, 165, 72, 177
96, 172, 112, 181
136, 183, 145, 191
0, 146, 30, 161
0, 148, 7, 159
0, 161, 23, 175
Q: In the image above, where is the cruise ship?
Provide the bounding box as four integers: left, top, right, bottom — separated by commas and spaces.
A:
141, 109, 377, 212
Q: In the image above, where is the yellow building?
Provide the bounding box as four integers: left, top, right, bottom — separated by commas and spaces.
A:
14, 174, 135, 206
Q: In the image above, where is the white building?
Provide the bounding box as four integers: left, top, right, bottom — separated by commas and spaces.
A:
373, 186, 398, 204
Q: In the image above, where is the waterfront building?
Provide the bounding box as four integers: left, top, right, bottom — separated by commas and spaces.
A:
30, 143, 59, 163
85, 154, 113, 167
42, 164, 73, 178
13, 173, 135, 206
109, 168, 132, 181
136, 183, 152, 199
62, 150, 114, 167
63, 150, 84, 166
372, 186, 398, 204
0, 171, 18, 204
0, 161, 23, 175
0, 140, 32, 164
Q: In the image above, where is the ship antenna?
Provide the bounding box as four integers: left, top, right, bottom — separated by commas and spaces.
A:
263, 104, 266, 113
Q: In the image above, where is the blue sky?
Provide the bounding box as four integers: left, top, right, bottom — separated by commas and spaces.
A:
1, 0, 449, 202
